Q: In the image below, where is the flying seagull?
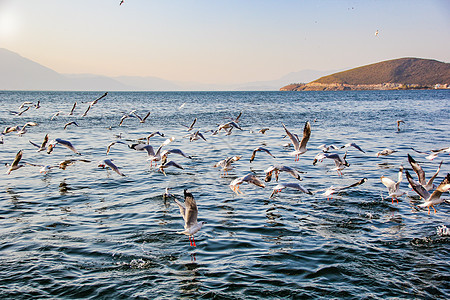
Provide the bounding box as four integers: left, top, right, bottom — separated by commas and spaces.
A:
173, 189, 207, 247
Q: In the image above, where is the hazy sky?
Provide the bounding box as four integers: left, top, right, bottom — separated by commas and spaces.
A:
0, 0, 449, 84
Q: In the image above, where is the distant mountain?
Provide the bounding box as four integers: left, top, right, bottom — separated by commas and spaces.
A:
281, 58, 450, 91
0, 48, 336, 91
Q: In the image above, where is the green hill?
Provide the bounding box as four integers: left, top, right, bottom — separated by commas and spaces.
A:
281, 57, 450, 91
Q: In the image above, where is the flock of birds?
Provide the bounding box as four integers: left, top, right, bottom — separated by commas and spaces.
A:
2, 92, 450, 247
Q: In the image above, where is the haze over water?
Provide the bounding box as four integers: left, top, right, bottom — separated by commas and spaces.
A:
1, 90, 449, 298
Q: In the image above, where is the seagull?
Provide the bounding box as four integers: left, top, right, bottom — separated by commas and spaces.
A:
264, 165, 304, 182
15, 122, 38, 136
34, 100, 41, 109
10, 106, 31, 116
29, 133, 49, 152
410, 147, 441, 161
49, 138, 81, 155
375, 29, 379, 36
380, 165, 404, 204
396, 120, 405, 131
132, 111, 151, 123
249, 147, 275, 163
51, 111, 64, 120
270, 182, 312, 198
98, 159, 125, 176
407, 154, 443, 191
68, 102, 77, 115
64, 121, 79, 130
229, 173, 265, 195
163, 187, 174, 200
82, 92, 107, 117
376, 149, 397, 157
118, 110, 136, 126
146, 137, 176, 166
5, 150, 25, 174
185, 130, 207, 142
317, 144, 339, 153
173, 189, 206, 247
214, 156, 241, 175
161, 149, 192, 160
58, 159, 91, 170
320, 178, 367, 200
340, 142, 365, 153
106, 141, 128, 154
258, 128, 270, 134
18, 101, 33, 110
406, 171, 450, 214
282, 121, 311, 161
129, 143, 156, 156
313, 152, 349, 176
158, 159, 184, 176
182, 118, 197, 131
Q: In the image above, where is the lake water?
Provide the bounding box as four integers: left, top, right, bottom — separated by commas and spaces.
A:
0, 90, 449, 299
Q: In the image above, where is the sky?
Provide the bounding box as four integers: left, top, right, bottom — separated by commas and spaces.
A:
0, 0, 449, 85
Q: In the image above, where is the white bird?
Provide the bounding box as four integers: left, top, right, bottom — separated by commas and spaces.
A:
249, 147, 275, 163
132, 111, 151, 123
214, 156, 241, 175
64, 121, 79, 130
51, 138, 81, 155
5, 150, 25, 174
313, 152, 350, 176
229, 173, 265, 195
380, 166, 404, 204
264, 165, 304, 182
410, 147, 450, 161
173, 189, 206, 247
317, 144, 339, 153
407, 154, 443, 191
282, 121, 311, 161
376, 149, 397, 157
406, 171, 450, 214
158, 159, 184, 176
270, 182, 312, 198
340, 142, 365, 153
181, 118, 197, 131
320, 178, 367, 200
98, 159, 125, 176
29, 134, 50, 152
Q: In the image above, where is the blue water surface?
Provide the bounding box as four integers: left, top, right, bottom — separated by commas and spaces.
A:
0, 90, 449, 299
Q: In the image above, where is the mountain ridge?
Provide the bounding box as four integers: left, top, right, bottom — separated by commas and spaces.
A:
281, 57, 450, 91
0, 48, 331, 91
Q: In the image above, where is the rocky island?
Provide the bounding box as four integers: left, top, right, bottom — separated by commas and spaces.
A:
280, 57, 450, 91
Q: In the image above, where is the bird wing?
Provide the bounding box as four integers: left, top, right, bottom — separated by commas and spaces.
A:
349, 143, 365, 153
299, 121, 311, 150
381, 176, 396, 191
282, 123, 299, 151
142, 112, 151, 122
11, 150, 23, 167
56, 138, 80, 155
407, 154, 425, 185
165, 161, 184, 169
426, 160, 443, 188
249, 149, 257, 163
246, 174, 265, 188
284, 182, 311, 194
405, 170, 430, 199
104, 159, 125, 176
426, 173, 450, 201
340, 178, 368, 191
173, 198, 187, 223
69, 102, 77, 115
